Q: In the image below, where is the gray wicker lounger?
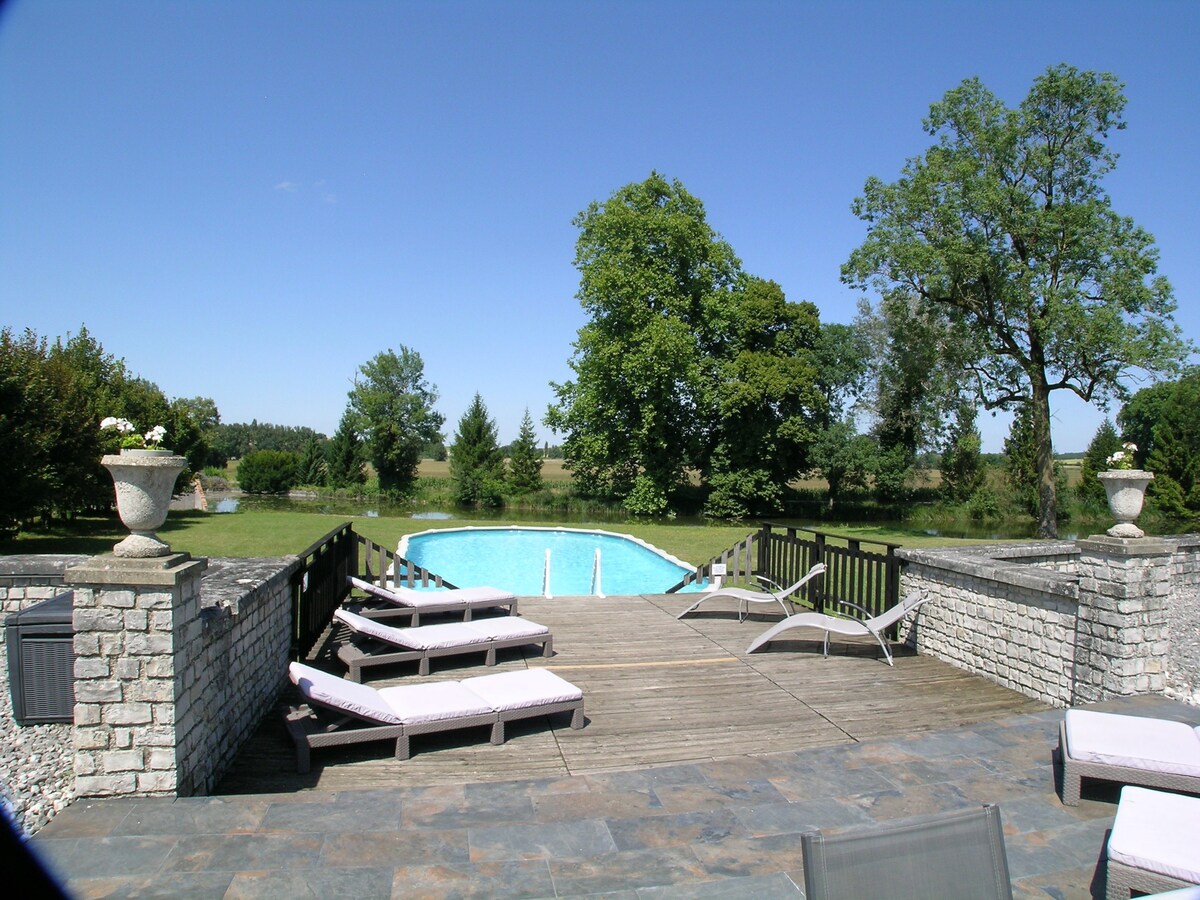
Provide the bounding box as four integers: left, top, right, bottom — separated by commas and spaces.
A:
347, 575, 518, 626
285, 662, 585, 772
334, 608, 553, 681
1104, 786, 1200, 899
1058, 709, 1200, 806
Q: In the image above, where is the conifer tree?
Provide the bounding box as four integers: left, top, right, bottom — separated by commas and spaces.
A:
507, 408, 544, 495
326, 410, 366, 489
449, 393, 505, 506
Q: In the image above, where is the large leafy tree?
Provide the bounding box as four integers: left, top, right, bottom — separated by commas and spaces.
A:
347, 347, 444, 495
704, 277, 826, 518
547, 172, 742, 515
449, 393, 506, 507
843, 65, 1187, 536
1140, 371, 1200, 518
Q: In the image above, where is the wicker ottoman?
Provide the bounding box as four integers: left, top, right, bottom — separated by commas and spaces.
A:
1105, 786, 1200, 900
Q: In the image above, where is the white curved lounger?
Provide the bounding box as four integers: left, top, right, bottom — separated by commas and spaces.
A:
677, 563, 826, 621
348, 575, 517, 626
746, 592, 930, 665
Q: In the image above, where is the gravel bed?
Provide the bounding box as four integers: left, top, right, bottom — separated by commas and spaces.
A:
0, 640, 74, 836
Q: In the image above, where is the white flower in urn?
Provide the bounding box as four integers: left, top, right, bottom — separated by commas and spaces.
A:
101, 417, 168, 450
1105, 442, 1138, 471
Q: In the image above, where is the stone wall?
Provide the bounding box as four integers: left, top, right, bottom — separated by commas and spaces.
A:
0, 555, 88, 628
64, 553, 299, 798
898, 537, 1198, 708
1166, 535, 1200, 706
899, 542, 1080, 706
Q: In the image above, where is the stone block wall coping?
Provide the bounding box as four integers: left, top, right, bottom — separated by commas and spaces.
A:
199, 557, 301, 615
0, 554, 89, 582
896, 541, 1079, 601
64, 553, 207, 588
1076, 535, 1176, 557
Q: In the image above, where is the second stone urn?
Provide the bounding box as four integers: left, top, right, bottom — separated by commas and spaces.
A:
1096, 469, 1154, 539
102, 449, 187, 558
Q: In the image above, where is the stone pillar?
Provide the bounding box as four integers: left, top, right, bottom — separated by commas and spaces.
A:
1073, 535, 1173, 704
65, 552, 207, 797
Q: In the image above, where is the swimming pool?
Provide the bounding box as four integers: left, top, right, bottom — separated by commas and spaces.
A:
398, 526, 707, 596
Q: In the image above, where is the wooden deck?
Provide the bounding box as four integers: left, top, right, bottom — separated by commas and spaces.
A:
216, 593, 1046, 795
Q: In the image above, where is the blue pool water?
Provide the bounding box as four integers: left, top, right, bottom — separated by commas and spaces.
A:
399, 526, 707, 596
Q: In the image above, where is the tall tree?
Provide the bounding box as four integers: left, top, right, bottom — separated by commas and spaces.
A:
547, 172, 742, 515
843, 65, 1188, 536
1142, 371, 1200, 517
449, 393, 506, 506
507, 408, 544, 495
326, 410, 366, 489
939, 404, 986, 504
704, 277, 826, 518
347, 347, 444, 495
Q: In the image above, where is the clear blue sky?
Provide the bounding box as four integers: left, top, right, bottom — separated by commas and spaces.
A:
2, 0, 1196, 453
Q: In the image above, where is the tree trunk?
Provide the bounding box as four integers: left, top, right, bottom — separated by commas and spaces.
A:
1032, 380, 1057, 538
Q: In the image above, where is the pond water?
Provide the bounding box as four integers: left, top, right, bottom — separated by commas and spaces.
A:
400, 526, 706, 596
206, 493, 1060, 541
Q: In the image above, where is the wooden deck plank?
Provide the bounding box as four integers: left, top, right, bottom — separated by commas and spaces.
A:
216, 593, 1045, 794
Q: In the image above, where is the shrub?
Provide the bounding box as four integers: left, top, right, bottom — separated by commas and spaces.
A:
236, 450, 300, 494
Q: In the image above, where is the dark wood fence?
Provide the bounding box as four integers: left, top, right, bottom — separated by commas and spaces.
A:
291, 522, 356, 658
669, 523, 903, 627
758, 522, 902, 624
355, 533, 459, 590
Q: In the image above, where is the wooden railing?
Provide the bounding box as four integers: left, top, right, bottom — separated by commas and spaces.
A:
355, 533, 459, 590
666, 530, 759, 593
758, 522, 903, 625
291, 522, 356, 658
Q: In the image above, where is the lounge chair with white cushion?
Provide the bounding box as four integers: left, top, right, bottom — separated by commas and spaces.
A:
677, 564, 827, 621
334, 608, 553, 681
285, 661, 584, 772
347, 575, 518, 626
1058, 709, 1200, 806
745, 592, 930, 665
1105, 786, 1200, 899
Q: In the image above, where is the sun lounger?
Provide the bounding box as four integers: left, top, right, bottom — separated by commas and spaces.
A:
1105, 786, 1200, 899
347, 575, 518, 626
746, 592, 930, 665
285, 662, 584, 772
334, 608, 553, 681
677, 564, 826, 621
1058, 709, 1200, 806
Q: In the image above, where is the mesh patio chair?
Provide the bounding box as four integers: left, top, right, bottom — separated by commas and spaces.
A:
801, 804, 1013, 900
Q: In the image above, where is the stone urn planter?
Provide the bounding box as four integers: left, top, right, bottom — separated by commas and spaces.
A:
102, 449, 187, 558
1096, 469, 1154, 539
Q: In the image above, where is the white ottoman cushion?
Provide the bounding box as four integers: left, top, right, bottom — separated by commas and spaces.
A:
335, 610, 488, 649
1108, 786, 1200, 885
1066, 710, 1200, 777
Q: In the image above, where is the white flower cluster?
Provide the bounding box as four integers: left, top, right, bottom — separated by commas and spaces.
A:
101, 417, 167, 448
1105, 442, 1138, 470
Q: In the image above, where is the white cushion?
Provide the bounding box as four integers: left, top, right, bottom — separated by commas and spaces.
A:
335, 609, 488, 649
461, 668, 583, 712
1108, 786, 1200, 884
375, 680, 494, 725
289, 662, 401, 725
1065, 710, 1200, 777
463, 618, 549, 640
350, 576, 467, 610
392, 584, 514, 605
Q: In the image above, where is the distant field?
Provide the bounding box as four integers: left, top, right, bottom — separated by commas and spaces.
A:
418, 458, 574, 483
